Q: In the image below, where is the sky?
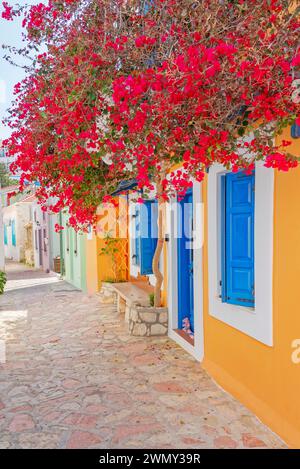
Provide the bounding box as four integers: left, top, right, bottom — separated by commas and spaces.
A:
0, 0, 43, 141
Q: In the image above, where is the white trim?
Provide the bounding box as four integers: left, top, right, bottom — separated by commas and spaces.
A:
129, 200, 140, 278
207, 162, 274, 346
167, 181, 204, 361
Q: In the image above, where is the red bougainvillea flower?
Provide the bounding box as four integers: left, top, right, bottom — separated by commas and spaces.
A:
1, 1, 13, 20
2, 0, 299, 228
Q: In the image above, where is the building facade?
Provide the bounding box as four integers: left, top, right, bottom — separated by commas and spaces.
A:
159, 125, 300, 447
89, 124, 300, 447
22, 123, 298, 446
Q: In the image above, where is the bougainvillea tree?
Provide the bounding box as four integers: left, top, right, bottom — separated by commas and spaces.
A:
2, 0, 300, 304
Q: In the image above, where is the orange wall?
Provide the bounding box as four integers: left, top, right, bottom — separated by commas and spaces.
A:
86, 196, 168, 306
86, 232, 129, 293
86, 197, 130, 293
202, 129, 300, 447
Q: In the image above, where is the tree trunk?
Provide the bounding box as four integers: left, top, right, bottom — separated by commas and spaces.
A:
152, 176, 165, 307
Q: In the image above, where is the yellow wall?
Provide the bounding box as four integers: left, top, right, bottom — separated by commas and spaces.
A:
202, 128, 300, 447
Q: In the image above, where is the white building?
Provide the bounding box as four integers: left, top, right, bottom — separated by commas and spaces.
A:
2, 194, 35, 263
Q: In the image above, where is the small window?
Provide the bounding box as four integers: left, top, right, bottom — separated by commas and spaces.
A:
220, 171, 255, 308
291, 123, 300, 139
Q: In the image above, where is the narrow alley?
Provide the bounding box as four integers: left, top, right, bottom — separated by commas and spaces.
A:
0, 263, 285, 449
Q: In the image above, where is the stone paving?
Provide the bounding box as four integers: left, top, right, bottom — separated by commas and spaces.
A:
0, 263, 286, 449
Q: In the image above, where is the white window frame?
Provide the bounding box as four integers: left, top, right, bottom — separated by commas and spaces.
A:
208, 161, 274, 346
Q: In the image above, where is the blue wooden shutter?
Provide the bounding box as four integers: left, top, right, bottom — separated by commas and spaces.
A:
140, 201, 158, 275
11, 219, 16, 247
4, 224, 8, 245
291, 123, 300, 138
220, 176, 227, 303
223, 172, 255, 307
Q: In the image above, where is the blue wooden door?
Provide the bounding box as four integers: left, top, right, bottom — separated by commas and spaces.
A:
177, 191, 194, 332
223, 172, 255, 307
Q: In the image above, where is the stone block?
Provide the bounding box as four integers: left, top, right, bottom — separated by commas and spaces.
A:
139, 312, 157, 323
150, 323, 167, 336
158, 312, 168, 324
129, 307, 139, 323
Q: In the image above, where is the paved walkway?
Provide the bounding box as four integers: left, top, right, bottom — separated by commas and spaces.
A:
0, 263, 285, 449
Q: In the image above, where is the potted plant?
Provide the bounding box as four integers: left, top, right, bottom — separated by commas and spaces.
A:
0, 271, 7, 295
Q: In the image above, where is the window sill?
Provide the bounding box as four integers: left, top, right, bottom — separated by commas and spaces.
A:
211, 297, 257, 318
217, 296, 255, 315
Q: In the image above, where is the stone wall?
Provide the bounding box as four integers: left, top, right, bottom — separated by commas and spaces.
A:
98, 283, 168, 336
128, 305, 168, 337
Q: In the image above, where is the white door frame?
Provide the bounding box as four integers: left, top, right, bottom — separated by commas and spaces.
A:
167, 181, 204, 361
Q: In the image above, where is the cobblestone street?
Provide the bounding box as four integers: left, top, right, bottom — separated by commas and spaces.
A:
0, 263, 286, 449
